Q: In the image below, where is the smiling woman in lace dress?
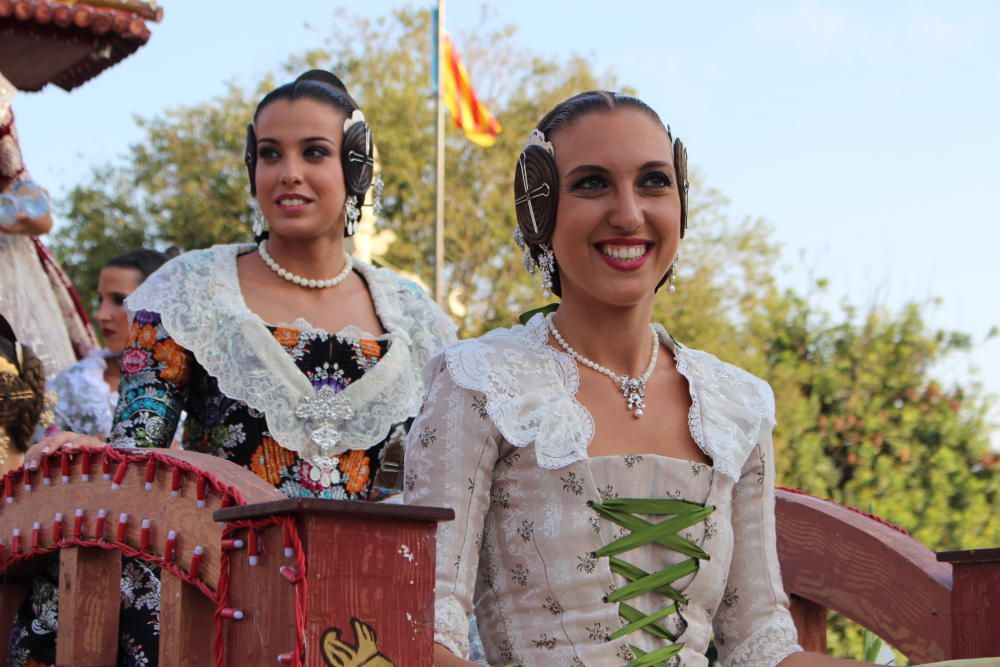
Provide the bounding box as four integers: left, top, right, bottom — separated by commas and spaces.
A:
405, 92, 882, 667
19, 70, 455, 667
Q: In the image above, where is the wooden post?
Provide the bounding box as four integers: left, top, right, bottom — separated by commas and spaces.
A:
56, 548, 122, 666
789, 595, 827, 653
218, 523, 296, 665
159, 573, 215, 666
937, 548, 1000, 658
215, 498, 454, 667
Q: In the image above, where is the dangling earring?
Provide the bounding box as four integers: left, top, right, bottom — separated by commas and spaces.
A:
344, 196, 361, 235
514, 228, 535, 274
667, 254, 679, 293
514, 228, 556, 300
251, 204, 269, 238
536, 244, 556, 300
372, 174, 384, 220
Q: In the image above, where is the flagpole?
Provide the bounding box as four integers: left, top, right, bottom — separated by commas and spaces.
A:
433, 0, 446, 306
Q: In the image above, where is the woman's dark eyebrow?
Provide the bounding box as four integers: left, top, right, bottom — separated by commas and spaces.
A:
565, 164, 609, 178
565, 160, 673, 178
256, 136, 336, 147
639, 160, 672, 170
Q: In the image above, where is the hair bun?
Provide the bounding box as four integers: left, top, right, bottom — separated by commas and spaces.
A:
295, 70, 348, 93
342, 121, 374, 197
514, 144, 559, 247
294, 70, 359, 109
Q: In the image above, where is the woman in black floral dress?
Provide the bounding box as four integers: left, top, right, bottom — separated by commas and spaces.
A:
14, 70, 455, 666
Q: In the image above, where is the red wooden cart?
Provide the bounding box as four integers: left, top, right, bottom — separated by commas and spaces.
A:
0, 446, 996, 665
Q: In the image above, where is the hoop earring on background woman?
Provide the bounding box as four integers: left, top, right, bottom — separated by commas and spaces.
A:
667, 254, 679, 293
344, 196, 361, 236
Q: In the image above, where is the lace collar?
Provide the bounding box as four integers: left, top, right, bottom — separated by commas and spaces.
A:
127, 243, 456, 473
442, 313, 773, 481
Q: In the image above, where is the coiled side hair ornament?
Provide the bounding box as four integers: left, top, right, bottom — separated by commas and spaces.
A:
342, 110, 375, 200
672, 129, 690, 239
514, 130, 557, 244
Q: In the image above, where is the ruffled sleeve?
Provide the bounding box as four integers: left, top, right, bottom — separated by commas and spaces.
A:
403, 355, 499, 658
50, 352, 113, 436
713, 383, 803, 667
110, 310, 191, 449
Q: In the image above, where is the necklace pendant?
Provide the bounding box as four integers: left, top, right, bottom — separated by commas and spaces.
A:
620, 376, 647, 417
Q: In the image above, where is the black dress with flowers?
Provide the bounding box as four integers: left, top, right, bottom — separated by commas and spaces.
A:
8, 245, 456, 667
114, 310, 408, 499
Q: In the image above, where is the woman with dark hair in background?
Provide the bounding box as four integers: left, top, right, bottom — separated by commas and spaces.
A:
20, 70, 455, 666
49, 248, 177, 438
408, 91, 884, 666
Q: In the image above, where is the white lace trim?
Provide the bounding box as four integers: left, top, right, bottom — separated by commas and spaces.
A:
666, 327, 774, 481
126, 243, 455, 470
434, 596, 470, 659
724, 610, 803, 667
444, 314, 594, 469
442, 313, 772, 479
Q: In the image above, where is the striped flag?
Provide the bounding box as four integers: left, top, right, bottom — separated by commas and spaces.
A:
443, 35, 502, 147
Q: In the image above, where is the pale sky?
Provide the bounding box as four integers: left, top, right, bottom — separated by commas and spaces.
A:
12, 1, 1000, 444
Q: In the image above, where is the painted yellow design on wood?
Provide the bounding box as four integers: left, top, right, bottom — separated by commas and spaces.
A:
321, 618, 395, 667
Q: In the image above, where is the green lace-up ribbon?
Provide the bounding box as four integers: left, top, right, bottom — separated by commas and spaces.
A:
588, 497, 715, 667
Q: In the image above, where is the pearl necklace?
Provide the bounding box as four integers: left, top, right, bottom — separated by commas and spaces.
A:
545, 313, 658, 418
258, 240, 353, 289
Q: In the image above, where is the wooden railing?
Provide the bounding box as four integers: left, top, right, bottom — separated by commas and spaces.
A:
776, 488, 1000, 661
1, 448, 995, 664
0, 446, 452, 666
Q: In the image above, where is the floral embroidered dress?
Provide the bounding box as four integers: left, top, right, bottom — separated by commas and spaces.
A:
404, 314, 803, 667
8, 244, 455, 667
112, 243, 455, 497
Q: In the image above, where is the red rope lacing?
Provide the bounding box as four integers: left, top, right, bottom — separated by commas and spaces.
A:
0, 445, 308, 667
216, 516, 307, 667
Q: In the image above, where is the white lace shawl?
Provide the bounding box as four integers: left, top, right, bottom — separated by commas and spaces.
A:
440, 313, 773, 481
126, 243, 456, 470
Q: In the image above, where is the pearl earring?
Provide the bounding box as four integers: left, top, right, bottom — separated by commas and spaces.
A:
344, 196, 361, 235
667, 254, 679, 293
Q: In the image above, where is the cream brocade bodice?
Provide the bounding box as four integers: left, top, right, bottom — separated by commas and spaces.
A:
404, 314, 802, 666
